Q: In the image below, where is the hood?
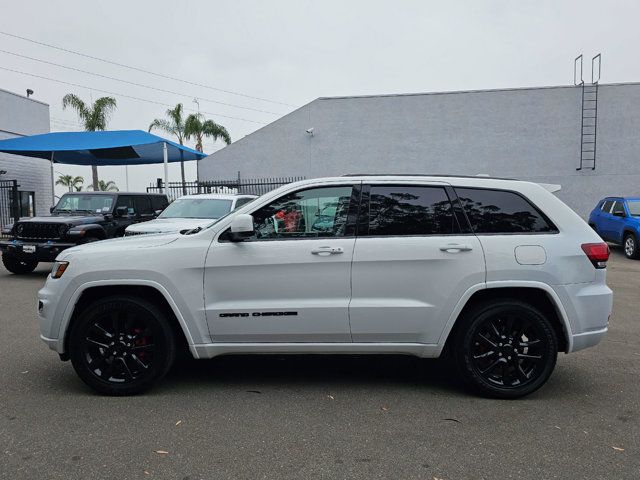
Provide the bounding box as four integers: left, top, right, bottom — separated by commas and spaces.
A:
126, 217, 213, 234
59, 232, 180, 259
16, 214, 105, 226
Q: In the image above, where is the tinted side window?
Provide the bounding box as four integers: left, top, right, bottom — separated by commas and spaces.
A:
367, 185, 456, 236
234, 197, 255, 210
601, 200, 614, 213
115, 195, 136, 215
455, 188, 556, 234
250, 186, 354, 240
151, 196, 169, 212
135, 196, 153, 216
612, 201, 625, 215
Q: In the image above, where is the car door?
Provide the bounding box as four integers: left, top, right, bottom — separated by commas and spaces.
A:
204, 183, 360, 342
349, 183, 485, 344
597, 199, 616, 240
609, 200, 628, 244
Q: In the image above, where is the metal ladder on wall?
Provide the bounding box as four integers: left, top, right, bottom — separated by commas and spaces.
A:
575, 54, 601, 171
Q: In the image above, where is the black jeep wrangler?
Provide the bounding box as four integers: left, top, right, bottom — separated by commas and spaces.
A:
0, 191, 168, 274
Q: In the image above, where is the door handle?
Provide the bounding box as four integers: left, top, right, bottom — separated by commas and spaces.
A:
439, 244, 473, 253
311, 246, 344, 255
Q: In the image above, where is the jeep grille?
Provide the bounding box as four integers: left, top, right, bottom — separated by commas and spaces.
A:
16, 222, 62, 240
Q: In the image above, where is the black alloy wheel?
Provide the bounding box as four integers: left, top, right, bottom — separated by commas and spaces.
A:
69, 296, 175, 395
453, 300, 558, 399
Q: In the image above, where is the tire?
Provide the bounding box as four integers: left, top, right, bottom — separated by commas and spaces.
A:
69, 296, 176, 396
623, 233, 640, 259
1, 253, 38, 274
452, 299, 558, 399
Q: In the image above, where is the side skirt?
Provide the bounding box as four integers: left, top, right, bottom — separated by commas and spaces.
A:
190, 342, 441, 359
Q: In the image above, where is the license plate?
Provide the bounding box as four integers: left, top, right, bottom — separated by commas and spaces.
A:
22, 245, 36, 253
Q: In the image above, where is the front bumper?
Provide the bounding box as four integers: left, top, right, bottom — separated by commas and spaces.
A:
0, 239, 76, 262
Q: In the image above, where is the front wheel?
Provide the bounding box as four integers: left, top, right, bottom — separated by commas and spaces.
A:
1, 253, 38, 274
69, 296, 176, 396
623, 233, 639, 259
453, 300, 558, 399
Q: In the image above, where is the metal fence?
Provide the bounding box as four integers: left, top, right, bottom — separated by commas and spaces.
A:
0, 179, 20, 237
147, 176, 305, 201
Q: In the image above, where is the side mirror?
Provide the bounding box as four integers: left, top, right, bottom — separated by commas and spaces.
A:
49, 206, 55, 214
115, 206, 129, 217
153, 209, 163, 217
229, 214, 254, 241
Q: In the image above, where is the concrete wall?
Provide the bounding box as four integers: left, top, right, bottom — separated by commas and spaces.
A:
199, 83, 640, 218
0, 88, 52, 217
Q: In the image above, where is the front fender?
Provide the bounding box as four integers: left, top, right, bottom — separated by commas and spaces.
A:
52, 274, 206, 358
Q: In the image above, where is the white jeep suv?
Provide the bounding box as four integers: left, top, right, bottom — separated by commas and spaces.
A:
37, 175, 612, 398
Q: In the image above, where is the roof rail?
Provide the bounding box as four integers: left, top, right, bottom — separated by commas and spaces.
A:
340, 173, 516, 180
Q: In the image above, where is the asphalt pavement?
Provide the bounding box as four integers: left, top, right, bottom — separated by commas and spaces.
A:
1, 247, 639, 479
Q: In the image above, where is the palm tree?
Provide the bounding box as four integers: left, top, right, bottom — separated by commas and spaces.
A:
55, 174, 84, 192
88, 180, 119, 192
62, 94, 117, 190
149, 103, 187, 191
185, 113, 231, 153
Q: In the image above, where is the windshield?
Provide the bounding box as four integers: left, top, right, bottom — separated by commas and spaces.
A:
159, 198, 233, 219
54, 194, 114, 214
627, 200, 640, 216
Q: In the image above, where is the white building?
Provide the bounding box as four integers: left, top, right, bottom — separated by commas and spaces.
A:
0, 88, 52, 226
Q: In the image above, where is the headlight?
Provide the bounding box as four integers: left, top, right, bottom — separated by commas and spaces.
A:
58, 225, 67, 237
50, 261, 69, 279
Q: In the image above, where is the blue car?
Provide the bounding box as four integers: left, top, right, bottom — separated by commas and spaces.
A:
589, 196, 640, 259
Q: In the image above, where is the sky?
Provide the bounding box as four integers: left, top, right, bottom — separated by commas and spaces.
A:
1, 0, 639, 197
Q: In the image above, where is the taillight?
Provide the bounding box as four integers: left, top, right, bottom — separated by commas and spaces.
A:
581, 242, 610, 269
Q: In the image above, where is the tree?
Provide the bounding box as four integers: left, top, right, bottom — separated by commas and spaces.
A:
62, 94, 117, 190
149, 103, 188, 191
55, 174, 84, 192
88, 180, 119, 192
185, 113, 231, 153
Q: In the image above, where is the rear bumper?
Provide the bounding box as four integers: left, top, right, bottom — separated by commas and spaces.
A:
0, 239, 76, 262
570, 327, 608, 352
553, 280, 612, 353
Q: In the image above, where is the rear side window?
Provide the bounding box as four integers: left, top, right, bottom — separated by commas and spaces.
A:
135, 196, 153, 216
612, 201, 625, 215
151, 196, 169, 212
234, 197, 255, 210
455, 188, 556, 234
367, 185, 457, 236
601, 200, 614, 212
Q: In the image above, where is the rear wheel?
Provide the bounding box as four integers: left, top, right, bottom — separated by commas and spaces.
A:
69, 296, 176, 396
623, 233, 639, 259
453, 299, 558, 399
1, 253, 38, 274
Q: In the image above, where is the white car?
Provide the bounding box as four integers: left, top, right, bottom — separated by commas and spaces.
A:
37, 175, 612, 398
124, 193, 257, 236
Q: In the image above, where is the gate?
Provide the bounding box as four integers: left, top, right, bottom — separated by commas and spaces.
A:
0, 179, 20, 236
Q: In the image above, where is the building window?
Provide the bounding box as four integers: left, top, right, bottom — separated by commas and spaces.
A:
9, 191, 36, 217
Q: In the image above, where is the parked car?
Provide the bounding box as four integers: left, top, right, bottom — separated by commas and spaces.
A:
124, 193, 257, 236
37, 175, 612, 398
0, 191, 168, 274
589, 196, 640, 259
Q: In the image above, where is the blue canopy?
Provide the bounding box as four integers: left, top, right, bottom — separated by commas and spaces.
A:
0, 130, 206, 165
